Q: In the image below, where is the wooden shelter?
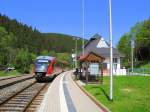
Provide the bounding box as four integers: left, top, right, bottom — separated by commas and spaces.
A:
78, 52, 105, 83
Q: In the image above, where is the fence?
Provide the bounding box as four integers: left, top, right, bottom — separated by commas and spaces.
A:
102, 69, 127, 76
127, 68, 150, 76
113, 69, 126, 75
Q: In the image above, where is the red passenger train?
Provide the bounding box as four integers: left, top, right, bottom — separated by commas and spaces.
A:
34, 56, 56, 82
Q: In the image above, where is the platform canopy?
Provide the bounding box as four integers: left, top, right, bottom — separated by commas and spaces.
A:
78, 52, 105, 62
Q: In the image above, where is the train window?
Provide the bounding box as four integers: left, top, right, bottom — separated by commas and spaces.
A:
37, 62, 48, 65
35, 59, 49, 67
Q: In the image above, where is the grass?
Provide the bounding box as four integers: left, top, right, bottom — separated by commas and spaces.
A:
84, 76, 150, 112
140, 62, 150, 69
0, 70, 20, 77
138, 62, 150, 74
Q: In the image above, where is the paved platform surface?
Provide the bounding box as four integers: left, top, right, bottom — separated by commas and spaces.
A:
38, 71, 104, 112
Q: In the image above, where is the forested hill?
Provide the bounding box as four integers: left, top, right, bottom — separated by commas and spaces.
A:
0, 14, 83, 73
0, 14, 83, 54
42, 33, 83, 53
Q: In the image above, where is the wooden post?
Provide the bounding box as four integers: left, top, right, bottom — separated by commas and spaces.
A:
85, 62, 89, 84
80, 62, 82, 79
100, 62, 104, 84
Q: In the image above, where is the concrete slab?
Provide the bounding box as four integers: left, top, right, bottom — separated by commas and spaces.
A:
38, 71, 104, 112
66, 71, 103, 112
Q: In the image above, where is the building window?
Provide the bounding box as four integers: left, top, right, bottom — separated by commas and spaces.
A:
113, 58, 118, 63
113, 63, 117, 70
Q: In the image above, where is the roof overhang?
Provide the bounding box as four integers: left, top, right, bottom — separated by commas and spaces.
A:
78, 52, 105, 62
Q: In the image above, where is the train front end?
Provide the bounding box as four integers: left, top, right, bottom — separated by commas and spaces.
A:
34, 56, 56, 82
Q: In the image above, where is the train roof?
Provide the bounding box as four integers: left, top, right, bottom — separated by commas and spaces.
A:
36, 56, 55, 61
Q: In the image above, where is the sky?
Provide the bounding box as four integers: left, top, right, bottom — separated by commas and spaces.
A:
0, 0, 150, 46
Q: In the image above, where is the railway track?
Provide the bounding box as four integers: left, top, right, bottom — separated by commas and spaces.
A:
25, 83, 50, 112
0, 82, 48, 112
0, 79, 36, 105
0, 75, 34, 89
0, 72, 61, 112
0, 75, 28, 81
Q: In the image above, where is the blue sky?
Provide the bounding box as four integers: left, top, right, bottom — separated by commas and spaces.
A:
0, 0, 150, 46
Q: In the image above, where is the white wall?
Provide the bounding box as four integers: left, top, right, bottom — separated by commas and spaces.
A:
103, 57, 127, 75
103, 57, 121, 70
113, 69, 126, 75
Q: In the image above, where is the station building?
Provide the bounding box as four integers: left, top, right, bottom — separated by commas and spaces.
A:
78, 34, 126, 76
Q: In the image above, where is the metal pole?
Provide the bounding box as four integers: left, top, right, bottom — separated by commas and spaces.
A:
82, 0, 85, 56
75, 39, 78, 68
109, 0, 113, 101
131, 40, 134, 75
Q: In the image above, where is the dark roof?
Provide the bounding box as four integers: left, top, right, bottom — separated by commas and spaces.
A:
84, 34, 102, 48
82, 34, 122, 58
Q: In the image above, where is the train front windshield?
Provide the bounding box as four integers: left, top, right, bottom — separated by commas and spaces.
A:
35, 60, 50, 72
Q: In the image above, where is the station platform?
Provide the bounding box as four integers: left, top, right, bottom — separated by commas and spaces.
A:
38, 71, 104, 112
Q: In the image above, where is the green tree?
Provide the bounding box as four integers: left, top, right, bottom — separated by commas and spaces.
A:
117, 33, 131, 67
14, 49, 32, 73
0, 14, 84, 72
117, 19, 150, 67
49, 51, 56, 57
40, 50, 56, 57
136, 19, 150, 49
40, 50, 50, 56
0, 26, 16, 65
56, 53, 71, 67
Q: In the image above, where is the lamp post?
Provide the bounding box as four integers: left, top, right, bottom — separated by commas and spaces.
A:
109, 0, 113, 101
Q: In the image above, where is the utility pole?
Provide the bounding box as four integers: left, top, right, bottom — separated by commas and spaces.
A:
109, 0, 113, 101
82, 0, 85, 56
